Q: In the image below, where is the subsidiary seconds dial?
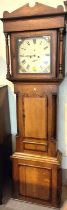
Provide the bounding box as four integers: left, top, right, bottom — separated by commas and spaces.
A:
17, 36, 51, 73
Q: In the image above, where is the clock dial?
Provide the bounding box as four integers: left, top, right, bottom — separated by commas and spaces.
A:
17, 36, 51, 73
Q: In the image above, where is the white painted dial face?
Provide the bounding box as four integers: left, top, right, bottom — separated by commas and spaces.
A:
17, 36, 51, 73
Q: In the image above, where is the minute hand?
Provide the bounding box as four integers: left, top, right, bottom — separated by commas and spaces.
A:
20, 55, 37, 57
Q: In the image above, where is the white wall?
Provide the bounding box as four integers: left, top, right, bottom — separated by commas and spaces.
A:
0, 0, 67, 168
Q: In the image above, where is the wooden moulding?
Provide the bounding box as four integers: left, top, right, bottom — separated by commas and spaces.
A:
11, 150, 62, 165
3, 17, 64, 32
2, 3, 65, 32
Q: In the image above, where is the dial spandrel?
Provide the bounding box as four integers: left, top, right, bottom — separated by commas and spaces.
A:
16, 36, 51, 73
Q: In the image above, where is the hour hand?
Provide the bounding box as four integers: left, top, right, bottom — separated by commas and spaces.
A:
20, 54, 38, 58
20, 55, 32, 58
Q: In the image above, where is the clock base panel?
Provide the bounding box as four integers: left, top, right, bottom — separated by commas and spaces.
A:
11, 151, 62, 207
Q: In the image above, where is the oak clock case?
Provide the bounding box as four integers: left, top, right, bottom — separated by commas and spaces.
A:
2, 2, 66, 208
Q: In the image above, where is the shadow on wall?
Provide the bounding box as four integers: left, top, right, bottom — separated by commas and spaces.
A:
0, 56, 17, 152
8, 87, 17, 153
57, 76, 67, 156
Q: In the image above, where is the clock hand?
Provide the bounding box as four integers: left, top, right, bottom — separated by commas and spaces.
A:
20, 55, 36, 58
20, 55, 32, 58
20, 55, 40, 58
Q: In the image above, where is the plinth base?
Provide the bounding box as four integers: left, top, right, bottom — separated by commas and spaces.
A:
11, 151, 62, 207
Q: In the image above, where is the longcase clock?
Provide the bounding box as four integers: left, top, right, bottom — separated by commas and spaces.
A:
1, 2, 67, 207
